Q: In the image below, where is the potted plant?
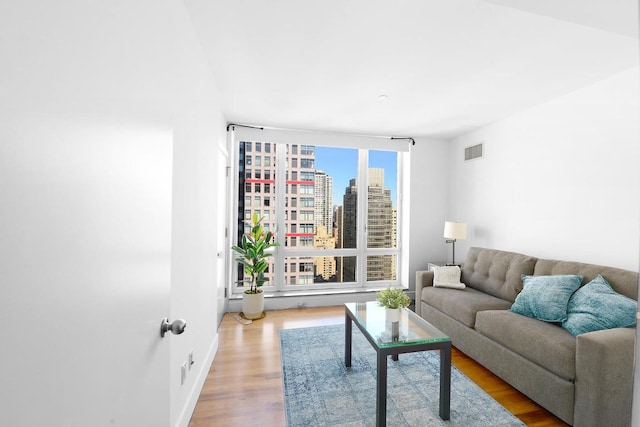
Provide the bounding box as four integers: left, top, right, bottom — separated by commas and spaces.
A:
376, 287, 411, 322
231, 212, 279, 319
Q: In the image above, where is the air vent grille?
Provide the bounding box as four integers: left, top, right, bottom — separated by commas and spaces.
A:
465, 143, 483, 161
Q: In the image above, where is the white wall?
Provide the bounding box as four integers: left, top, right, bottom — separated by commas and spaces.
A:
170, 2, 226, 426
448, 67, 640, 271
409, 137, 450, 291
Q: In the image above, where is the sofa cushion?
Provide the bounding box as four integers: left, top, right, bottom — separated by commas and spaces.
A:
420, 286, 512, 328
462, 247, 538, 303
562, 275, 637, 336
534, 259, 638, 301
510, 274, 583, 323
475, 310, 577, 381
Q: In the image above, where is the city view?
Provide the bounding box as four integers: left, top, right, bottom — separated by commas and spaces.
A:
238, 141, 398, 286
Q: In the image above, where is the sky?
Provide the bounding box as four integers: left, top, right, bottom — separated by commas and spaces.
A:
314, 147, 397, 206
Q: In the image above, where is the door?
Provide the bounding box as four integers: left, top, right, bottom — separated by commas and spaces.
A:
0, 117, 173, 426
217, 146, 230, 325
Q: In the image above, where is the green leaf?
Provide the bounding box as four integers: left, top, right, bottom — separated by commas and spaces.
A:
233, 211, 279, 292
376, 287, 411, 309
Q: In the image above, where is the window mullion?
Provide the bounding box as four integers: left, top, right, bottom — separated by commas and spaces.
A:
273, 143, 287, 290
356, 149, 368, 287
230, 131, 240, 293
395, 153, 404, 282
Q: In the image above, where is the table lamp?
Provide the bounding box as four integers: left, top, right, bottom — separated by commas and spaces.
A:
444, 221, 467, 265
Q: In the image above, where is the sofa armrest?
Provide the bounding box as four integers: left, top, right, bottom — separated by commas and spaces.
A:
574, 327, 635, 427
414, 270, 434, 317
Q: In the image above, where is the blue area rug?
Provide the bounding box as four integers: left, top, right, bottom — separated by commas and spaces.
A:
280, 324, 525, 426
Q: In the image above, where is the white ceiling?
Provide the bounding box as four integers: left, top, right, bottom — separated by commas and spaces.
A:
184, 0, 639, 139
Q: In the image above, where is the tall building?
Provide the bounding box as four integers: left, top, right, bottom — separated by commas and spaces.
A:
340, 168, 396, 281
334, 205, 343, 247
339, 178, 358, 282
366, 168, 395, 281
313, 225, 336, 281
285, 144, 316, 285
314, 170, 333, 234
238, 142, 316, 286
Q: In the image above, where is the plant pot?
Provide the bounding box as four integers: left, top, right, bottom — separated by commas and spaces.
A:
243, 291, 264, 320
385, 307, 400, 322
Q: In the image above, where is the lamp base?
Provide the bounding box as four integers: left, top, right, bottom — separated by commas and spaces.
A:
445, 239, 457, 266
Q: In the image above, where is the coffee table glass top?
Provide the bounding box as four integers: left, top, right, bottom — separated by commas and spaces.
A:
345, 301, 450, 348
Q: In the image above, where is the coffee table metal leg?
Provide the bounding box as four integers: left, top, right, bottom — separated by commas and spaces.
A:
345, 312, 352, 367
376, 352, 387, 427
391, 323, 399, 362
439, 345, 451, 420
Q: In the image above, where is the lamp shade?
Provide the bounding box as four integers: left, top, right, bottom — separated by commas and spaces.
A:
444, 221, 467, 240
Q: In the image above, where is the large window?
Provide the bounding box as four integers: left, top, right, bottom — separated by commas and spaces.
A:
231, 126, 410, 294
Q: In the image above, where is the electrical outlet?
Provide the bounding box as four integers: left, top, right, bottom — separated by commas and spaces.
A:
181, 362, 187, 385
188, 351, 194, 371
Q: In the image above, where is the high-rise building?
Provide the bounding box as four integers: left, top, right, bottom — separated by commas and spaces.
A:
314, 170, 333, 234
284, 144, 316, 285
339, 178, 358, 282
313, 225, 336, 281
334, 205, 343, 247
366, 168, 395, 281
238, 142, 316, 286
340, 168, 396, 281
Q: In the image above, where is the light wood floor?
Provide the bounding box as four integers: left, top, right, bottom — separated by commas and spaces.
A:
189, 306, 568, 427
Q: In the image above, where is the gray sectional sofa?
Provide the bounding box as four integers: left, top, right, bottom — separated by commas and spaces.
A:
415, 247, 638, 426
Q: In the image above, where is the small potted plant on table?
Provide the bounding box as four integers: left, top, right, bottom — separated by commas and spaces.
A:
376, 287, 411, 322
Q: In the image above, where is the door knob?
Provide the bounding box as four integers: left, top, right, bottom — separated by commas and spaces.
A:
160, 318, 187, 337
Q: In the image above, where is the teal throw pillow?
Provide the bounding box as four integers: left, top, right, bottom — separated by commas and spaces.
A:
510, 274, 583, 322
562, 275, 637, 336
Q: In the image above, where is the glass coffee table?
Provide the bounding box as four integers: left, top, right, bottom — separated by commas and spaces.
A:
344, 301, 451, 427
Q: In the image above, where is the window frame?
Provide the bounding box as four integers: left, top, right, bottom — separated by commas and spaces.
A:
229, 126, 411, 295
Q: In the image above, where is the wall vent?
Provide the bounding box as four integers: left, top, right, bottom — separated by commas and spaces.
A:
464, 143, 483, 161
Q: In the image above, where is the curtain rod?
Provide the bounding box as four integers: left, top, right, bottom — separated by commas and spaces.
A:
391, 136, 415, 146
226, 123, 264, 132
227, 123, 415, 146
